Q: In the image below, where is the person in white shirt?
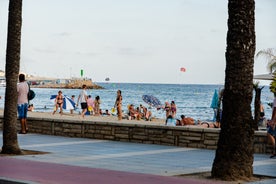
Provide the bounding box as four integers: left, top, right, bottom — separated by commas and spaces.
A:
17, 74, 29, 134
77, 84, 88, 118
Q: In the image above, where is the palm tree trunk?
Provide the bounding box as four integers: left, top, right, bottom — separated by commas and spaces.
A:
1, 0, 23, 154
211, 0, 256, 180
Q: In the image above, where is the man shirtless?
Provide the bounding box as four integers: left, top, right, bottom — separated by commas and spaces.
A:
180, 115, 195, 125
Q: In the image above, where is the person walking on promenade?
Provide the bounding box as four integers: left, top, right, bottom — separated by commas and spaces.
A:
52, 90, 64, 115
17, 74, 29, 134
114, 90, 123, 120
77, 84, 88, 118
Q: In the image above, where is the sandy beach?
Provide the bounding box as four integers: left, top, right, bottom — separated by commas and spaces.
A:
0, 109, 166, 126
0, 109, 220, 128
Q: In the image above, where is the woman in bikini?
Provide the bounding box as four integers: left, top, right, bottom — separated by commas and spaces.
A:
94, 96, 101, 116
164, 102, 171, 118
53, 90, 63, 115
114, 90, 123, 120
170, 101, 177, 118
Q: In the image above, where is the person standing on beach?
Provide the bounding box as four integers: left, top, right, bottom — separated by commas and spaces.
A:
77, 84, 88, 118
94, 96, 101, 116
17, 74, 29, 134
164, 102, 171, 118
52, 90, 63, 115
170, 101, 177, 118
114, 90, 123, 120
70, 95, 75, 114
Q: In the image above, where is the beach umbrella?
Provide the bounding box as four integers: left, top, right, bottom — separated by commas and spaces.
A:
50, 95, 76, 110
142, 95, 162, 108
210, 89, 219, 109
210, 89, 219, 122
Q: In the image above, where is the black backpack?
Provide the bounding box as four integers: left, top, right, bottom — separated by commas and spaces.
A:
28, 82, 35, 101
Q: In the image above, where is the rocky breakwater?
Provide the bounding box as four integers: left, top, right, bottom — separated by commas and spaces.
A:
34, 79, 104, 89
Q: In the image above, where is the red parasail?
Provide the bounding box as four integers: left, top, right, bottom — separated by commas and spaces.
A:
180, 67, 186, 72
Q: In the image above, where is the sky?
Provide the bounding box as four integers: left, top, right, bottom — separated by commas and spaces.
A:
0, 0, 275, 84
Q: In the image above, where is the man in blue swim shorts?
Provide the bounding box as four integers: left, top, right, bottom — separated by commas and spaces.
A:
267, 120, 276, 158
17, 74, 29, 134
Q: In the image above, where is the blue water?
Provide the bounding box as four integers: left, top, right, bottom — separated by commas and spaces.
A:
0, 83, 274, 121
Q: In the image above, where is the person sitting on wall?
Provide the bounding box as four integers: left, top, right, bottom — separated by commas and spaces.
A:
180, 114, 196, 125
166, 115, 176, 126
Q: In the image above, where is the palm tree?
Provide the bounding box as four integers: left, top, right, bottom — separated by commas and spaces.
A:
1, 0, 23, 154
211, 0, 256, 181
256, 48, 276, 73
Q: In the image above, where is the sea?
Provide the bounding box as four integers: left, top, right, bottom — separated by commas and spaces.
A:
0, 83, 274, 121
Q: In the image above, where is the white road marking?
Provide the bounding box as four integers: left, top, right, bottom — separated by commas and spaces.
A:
22, 140, 108, 148
49, 147, 197, 163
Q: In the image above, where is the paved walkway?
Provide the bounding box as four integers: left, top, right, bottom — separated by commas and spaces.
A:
0, 132, 276, 184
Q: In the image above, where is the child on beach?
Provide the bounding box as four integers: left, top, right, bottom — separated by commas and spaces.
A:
87, 95, 94, 115
28, 104, 34, 111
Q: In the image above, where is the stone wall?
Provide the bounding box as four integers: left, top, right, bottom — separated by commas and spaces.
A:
0, 117, 271, 154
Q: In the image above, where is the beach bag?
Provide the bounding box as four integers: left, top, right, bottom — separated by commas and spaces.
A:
28, 83, 36, 101
28, 90, 35, 100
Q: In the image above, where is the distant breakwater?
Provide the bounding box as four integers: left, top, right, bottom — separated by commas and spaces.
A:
32, 80, 104, 89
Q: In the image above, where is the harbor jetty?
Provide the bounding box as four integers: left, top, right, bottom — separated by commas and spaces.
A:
27, 76, 104, 89
0, 70, 103, 89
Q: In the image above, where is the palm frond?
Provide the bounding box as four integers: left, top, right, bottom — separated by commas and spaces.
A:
253, 81, 259, 88
267, 61, 276, 73
256, 48, 276, 59
256, 48, 276, 73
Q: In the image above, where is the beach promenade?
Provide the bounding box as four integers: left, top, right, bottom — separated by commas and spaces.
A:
0, 112, 276, 183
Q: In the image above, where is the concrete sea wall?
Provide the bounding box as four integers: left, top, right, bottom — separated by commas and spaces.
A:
0, 117, 271, 154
